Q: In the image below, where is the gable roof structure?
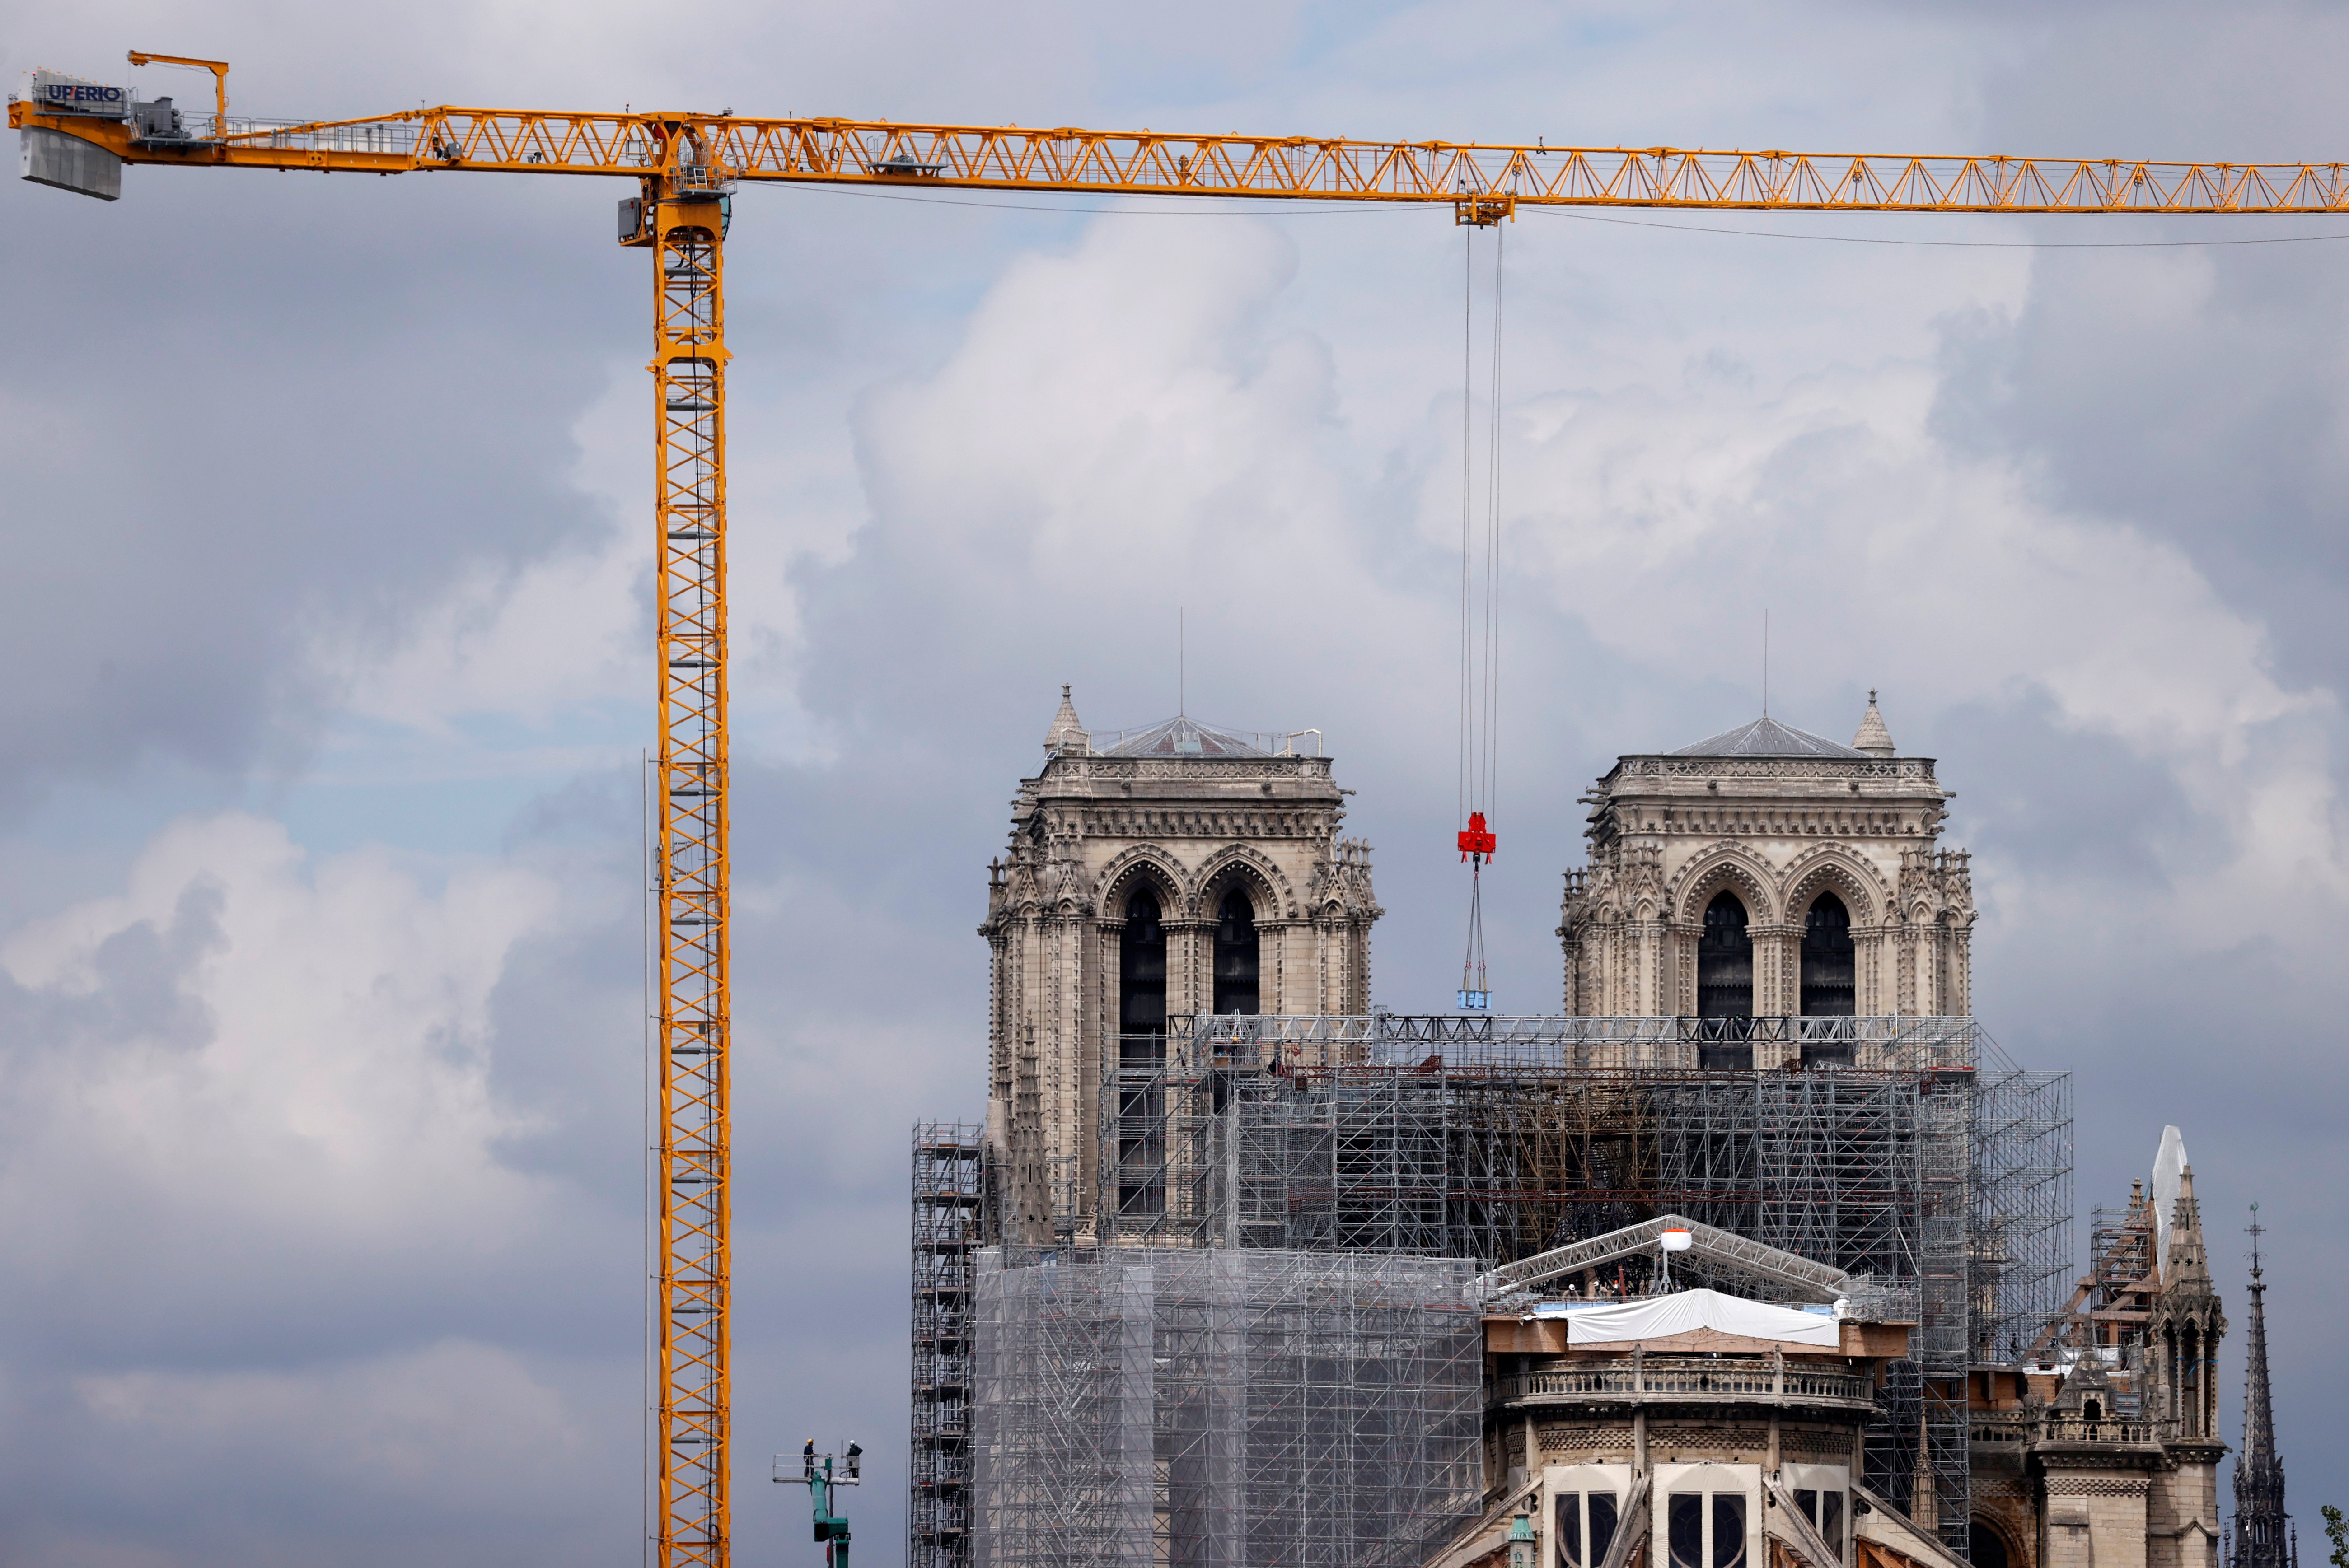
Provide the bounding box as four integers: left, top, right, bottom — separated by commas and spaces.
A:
1104, 715, 1271, 757
1672, 715, 1870, 760
1472, 1212, 1853, 1303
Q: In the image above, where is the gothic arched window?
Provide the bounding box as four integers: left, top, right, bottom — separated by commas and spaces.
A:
1120, 888, 1167, 1064
1801, 891, 1857, 1017
1967, 1519, 2011, 1568
1696, 891, 1753, 1021
1213, 887, 1261, 1015
1118, 888, 1169, 1218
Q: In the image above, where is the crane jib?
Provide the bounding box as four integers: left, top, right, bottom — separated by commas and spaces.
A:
16, 97, 2349, 212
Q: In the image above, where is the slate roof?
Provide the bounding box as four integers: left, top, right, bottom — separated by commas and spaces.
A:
1670, 715, 1869, 760
1104, 716, 1270, 757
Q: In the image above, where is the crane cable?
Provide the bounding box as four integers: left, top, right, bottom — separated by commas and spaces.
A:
1457, 221, 1504, 1010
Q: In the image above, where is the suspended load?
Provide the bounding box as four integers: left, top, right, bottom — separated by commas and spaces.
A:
1458, 811, 1496, 859
1458, 811, 1494, 1010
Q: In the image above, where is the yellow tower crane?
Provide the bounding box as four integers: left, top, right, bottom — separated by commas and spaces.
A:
14, 52, 2345, 1568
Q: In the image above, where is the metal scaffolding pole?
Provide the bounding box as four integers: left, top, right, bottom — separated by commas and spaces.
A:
911, 1122, 987, 1568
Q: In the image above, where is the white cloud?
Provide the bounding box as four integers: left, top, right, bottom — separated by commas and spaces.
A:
0, 813, 565, 1274
1493, 355, 2348, 939
1504, 362, 2325, 758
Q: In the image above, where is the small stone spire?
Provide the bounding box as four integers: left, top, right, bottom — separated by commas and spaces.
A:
2232, 1205, 2292, 1568
1909, 1415, 1939, 1532
2167, 1164, 2213, 1290
2150, 1159, 2225, 1440
1043, 684, 1089, 756
1852, 690, 1896, 756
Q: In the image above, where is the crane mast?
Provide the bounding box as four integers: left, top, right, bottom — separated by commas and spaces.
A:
641, 150, 735, 1566
13, 55, 2346, 1568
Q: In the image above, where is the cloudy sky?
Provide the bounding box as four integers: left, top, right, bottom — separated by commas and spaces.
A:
5, 2, 2346, 1561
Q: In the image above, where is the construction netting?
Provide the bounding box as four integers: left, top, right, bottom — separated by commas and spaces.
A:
1088, 1013, 2072, 1555
969, 1247, 1484, 1568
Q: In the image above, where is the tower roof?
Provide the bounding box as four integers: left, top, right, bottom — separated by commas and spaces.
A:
1852, 691, 1895, 756
1104, 715, 1269, 757
1672, 715, 1868, 760
1044, 685, 1089, 755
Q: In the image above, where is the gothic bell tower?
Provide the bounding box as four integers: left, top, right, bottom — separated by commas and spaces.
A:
1558, 693, 1976, 1025
980, 687, 1380, 1244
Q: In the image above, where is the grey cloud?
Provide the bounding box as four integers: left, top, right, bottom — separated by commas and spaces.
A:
1928, 256, 2349, 690
0, 174, 629, 817
0, 880, 225, 1062
1931, 0, 2349, 695
9, 1, 2349, 1561
1925, 693, 2204, 887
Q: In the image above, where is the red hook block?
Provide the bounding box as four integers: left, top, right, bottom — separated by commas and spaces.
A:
1457, 811, 1496, 860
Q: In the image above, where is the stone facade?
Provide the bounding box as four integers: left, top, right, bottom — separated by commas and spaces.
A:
1558, 699, 1975, 1019
1440, 1269, 1930, 1568
980, 690, 1379, 1243
1444, 1156, 2233, 1568
1967, 1144, 2228, 1568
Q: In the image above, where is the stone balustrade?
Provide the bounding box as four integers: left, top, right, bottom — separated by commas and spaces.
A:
1491, 1355, 1876, 1411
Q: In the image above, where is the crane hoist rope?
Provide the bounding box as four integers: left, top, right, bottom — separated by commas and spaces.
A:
1457, 218, 1503, 1011
15, 51, 2343, 1568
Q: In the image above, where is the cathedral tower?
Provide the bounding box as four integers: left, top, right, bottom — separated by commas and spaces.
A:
980, 688, 1379, 1244
2230, 1209, 2293, 1568
1558, 694, 1976, 1022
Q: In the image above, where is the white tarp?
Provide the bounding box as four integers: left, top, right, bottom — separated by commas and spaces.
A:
2152, 1125, 2188, 1265
1551, 1288, 1843, 1347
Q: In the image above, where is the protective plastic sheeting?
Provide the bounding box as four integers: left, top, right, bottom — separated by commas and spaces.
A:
1544, 1288, 1843, 1347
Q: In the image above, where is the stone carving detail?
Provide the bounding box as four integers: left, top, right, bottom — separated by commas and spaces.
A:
1775, 1429, 1855, 1459
1194, 843, 1301, 921
1670, 844, 1780, 924
2045, 1477, 2155, 1497
1306, 837, 1381, 922
1781, 845, 1890, 927
1537, 1426, 1631, 1452
1094, 846, 1189, 915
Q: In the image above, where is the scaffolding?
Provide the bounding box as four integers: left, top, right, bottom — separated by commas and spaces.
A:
1088, 1014, 2070, 1554
968, 1247, 1484, 1568
1970, 1066, 2075, 1363
912, 1122, 988, 1568
911, 1016, 2070, 1561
